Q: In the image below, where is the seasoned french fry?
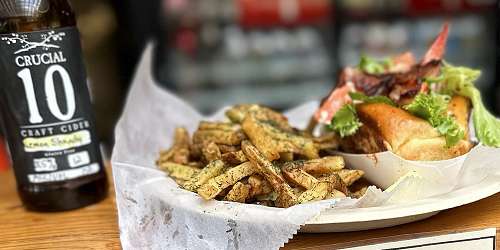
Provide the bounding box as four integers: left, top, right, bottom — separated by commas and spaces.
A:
312, 133, 339, 150
156, 104, 353, 207
302, 156, 344, 175
224, 182, 251, 203
275, 194, 296, 208
336, 169, 364, 186
158, 127, 191, 164
241, 140, 297, 208
242, 114, 318, 160
313, 133, 335, 143
193, 129, 246, 146
158, 162, 200, 181
282, 165, 318, 189
197, 162, 256, 200
221, 151, 248, 165
217, 186, 232, 198
172, 148, 190, 164
225, 104, 252, 123
172, 128, 190, 164
291, 187, 305, 197
226, 104, 295, 132
217, 144, 240, 153
315, 141, 339, 151
174, 127, 190, 145
248, 175, 273, 197
202, 141, 222, 162
183, 160, 225, 192
255, 191, 278, 201
187, 161, 204, 168
318, 173, 348, 195
279, 152, 294, 161
189, 143, 203, 160
198, 121, 236, 131
175, 179, 186, 186
157, 149, 174, 164
327, 189, 347, 199
190, 127, 245, 160
298, 181, 332, 204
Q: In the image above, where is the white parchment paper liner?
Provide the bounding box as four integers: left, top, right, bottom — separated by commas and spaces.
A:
112, 44, 500, 250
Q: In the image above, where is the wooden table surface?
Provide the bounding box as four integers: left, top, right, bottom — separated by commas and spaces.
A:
1, 167, 499, 250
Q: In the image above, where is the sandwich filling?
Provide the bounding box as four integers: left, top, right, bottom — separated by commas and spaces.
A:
315, 24, 500, 160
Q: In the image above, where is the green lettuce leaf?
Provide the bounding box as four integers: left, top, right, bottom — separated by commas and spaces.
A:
439, 63, 500, 147
404, 93, 449, 125
349, 92, 396, 106
358, 55, 392, 74
404, 93, 464, 147
328, 104, 362, 137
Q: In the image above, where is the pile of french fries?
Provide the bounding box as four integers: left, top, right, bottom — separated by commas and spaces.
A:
156, 104, 368, 208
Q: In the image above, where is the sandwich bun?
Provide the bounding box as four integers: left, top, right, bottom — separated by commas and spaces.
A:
340, 96, 473, 161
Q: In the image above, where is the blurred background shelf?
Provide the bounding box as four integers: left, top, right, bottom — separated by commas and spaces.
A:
154, 0, 334, 112
151, 0, 498, 116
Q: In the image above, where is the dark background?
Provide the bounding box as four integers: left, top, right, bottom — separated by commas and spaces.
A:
70, 0, 499, 150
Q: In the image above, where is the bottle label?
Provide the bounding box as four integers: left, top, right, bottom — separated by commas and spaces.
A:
0, 27, 104, 185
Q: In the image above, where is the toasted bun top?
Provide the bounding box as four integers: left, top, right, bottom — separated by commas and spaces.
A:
352, 95, 472, 161
357, 103, 439, 152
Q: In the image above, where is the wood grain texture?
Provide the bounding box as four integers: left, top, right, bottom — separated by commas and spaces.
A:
0, 167, 499, 250
0, 168, 120, 250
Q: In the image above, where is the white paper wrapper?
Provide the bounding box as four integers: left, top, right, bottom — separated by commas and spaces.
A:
112, 44, 500, 250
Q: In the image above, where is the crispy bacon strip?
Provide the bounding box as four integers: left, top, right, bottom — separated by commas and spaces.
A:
314, 23, 450, 124
314, 83, 354, 124
390, 52, 416, 73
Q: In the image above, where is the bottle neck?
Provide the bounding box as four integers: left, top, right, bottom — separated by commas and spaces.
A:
0, 0, 76, 34
0, 0, 50, 19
